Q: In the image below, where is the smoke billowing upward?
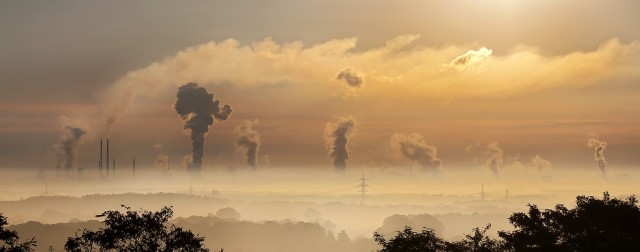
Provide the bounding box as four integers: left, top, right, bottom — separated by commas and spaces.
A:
54, 126, 86, 171
324, 116, 356, 172
234, 120, 261, 169
390, 133, 442, 173
336, 68, 364, 88
484, 142, 504, 178
174, 82, 233, 171
587, 135, 607, 174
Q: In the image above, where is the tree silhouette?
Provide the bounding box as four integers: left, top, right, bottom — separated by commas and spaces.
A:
376, 192, 640, 252
64, 205, 213, 252
0, 213, 36, 252
374, 226, 448, 252
499, 192, 640, 251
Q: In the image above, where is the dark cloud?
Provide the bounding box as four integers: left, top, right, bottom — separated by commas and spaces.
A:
336, 68, 364, 88
324, 116, 356, 172
53, 126, 86, 171
390, 133, 442, 173
234, 120, 261, 169
175, 82, 232, 172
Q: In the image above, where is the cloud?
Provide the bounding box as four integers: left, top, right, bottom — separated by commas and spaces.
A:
77, 35, 637, 137
389, 133, 442, 173
450, 47, 493, 69
336, 67, 364, 88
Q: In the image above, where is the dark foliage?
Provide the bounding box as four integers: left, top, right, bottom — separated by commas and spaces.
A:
374, 226, 449, 252
499, 192, 640, 251
377, 192, 640, 252
0, 213, 36, 252
64, 205, 212, 252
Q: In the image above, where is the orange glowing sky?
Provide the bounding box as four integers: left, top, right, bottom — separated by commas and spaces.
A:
1, 0, 639, 172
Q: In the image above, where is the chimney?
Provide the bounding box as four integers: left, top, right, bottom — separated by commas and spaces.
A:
132, 158, 136, 179
106, 139, 110, 178
99, 139, 103, 176
113, 158, 116, 179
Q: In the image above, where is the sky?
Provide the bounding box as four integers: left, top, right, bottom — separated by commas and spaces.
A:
1, 0, 640, 174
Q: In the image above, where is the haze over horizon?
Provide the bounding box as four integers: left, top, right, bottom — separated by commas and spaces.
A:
1, 2, 640, 251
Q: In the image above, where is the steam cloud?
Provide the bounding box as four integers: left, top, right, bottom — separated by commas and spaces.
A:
174, 82, 233, 171
484, 142, 504, 178
336, 68, 364, 88
324, 116, 357, 172
390, 133, 442, 173
234, 120, 261, 169
450, 47, 492, 68
155, 154, 170, 171
587, 135, 607, 174
54, 126, 86, 171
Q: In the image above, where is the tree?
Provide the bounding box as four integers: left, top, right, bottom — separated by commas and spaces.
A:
449, 224, 502, 252
0, 213, 36, 252
65, 205, 212, 252
373, 226, 448, 252
499, 192, 640, 251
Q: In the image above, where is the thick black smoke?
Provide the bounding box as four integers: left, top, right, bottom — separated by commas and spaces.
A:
336, 68, 364, 88
587, 136, 607, 174
174, 82, 232, 171
54, 126, 86, 171
234, 120, 261, 169
324, 116, 356, 172
390, 133, 442, 173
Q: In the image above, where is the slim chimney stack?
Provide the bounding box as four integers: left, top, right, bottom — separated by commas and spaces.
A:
113, 159, 116, 179
99, 139, 103, 176
132, 158, 136, 179
106, 139, 110, 177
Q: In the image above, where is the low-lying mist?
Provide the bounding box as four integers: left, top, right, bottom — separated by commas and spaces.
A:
0, 166, 637, 251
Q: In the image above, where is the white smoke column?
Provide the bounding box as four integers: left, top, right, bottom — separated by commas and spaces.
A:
336, 67, 364, 88
587, 135, 607, 174
324, 116, 357, 172
528, 155, 552, 172
174, 82, 233, 171
390, 133, 442, 173
53, 126, 86, 171
234, 119, 261, 169
484, 142, 504, 178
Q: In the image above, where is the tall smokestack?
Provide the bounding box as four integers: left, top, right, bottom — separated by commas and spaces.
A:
132, 158, 136, 179
106, 139, 110, 177
113, 159, 116, 179
174, 82, 233, 172
99, 139, 103, 176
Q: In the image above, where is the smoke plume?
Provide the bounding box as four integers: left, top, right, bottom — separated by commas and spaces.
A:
390, 133, 442, 173
528, 155, 552, 172
234, 120, 261, 169
53, 126, 86, 171
155, 154, 170, 171
324, 116, 357, 172
587, 135, 607, 174
174, 82, 233, 171
336, 68, 364, 88
484, 142, 504, 178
